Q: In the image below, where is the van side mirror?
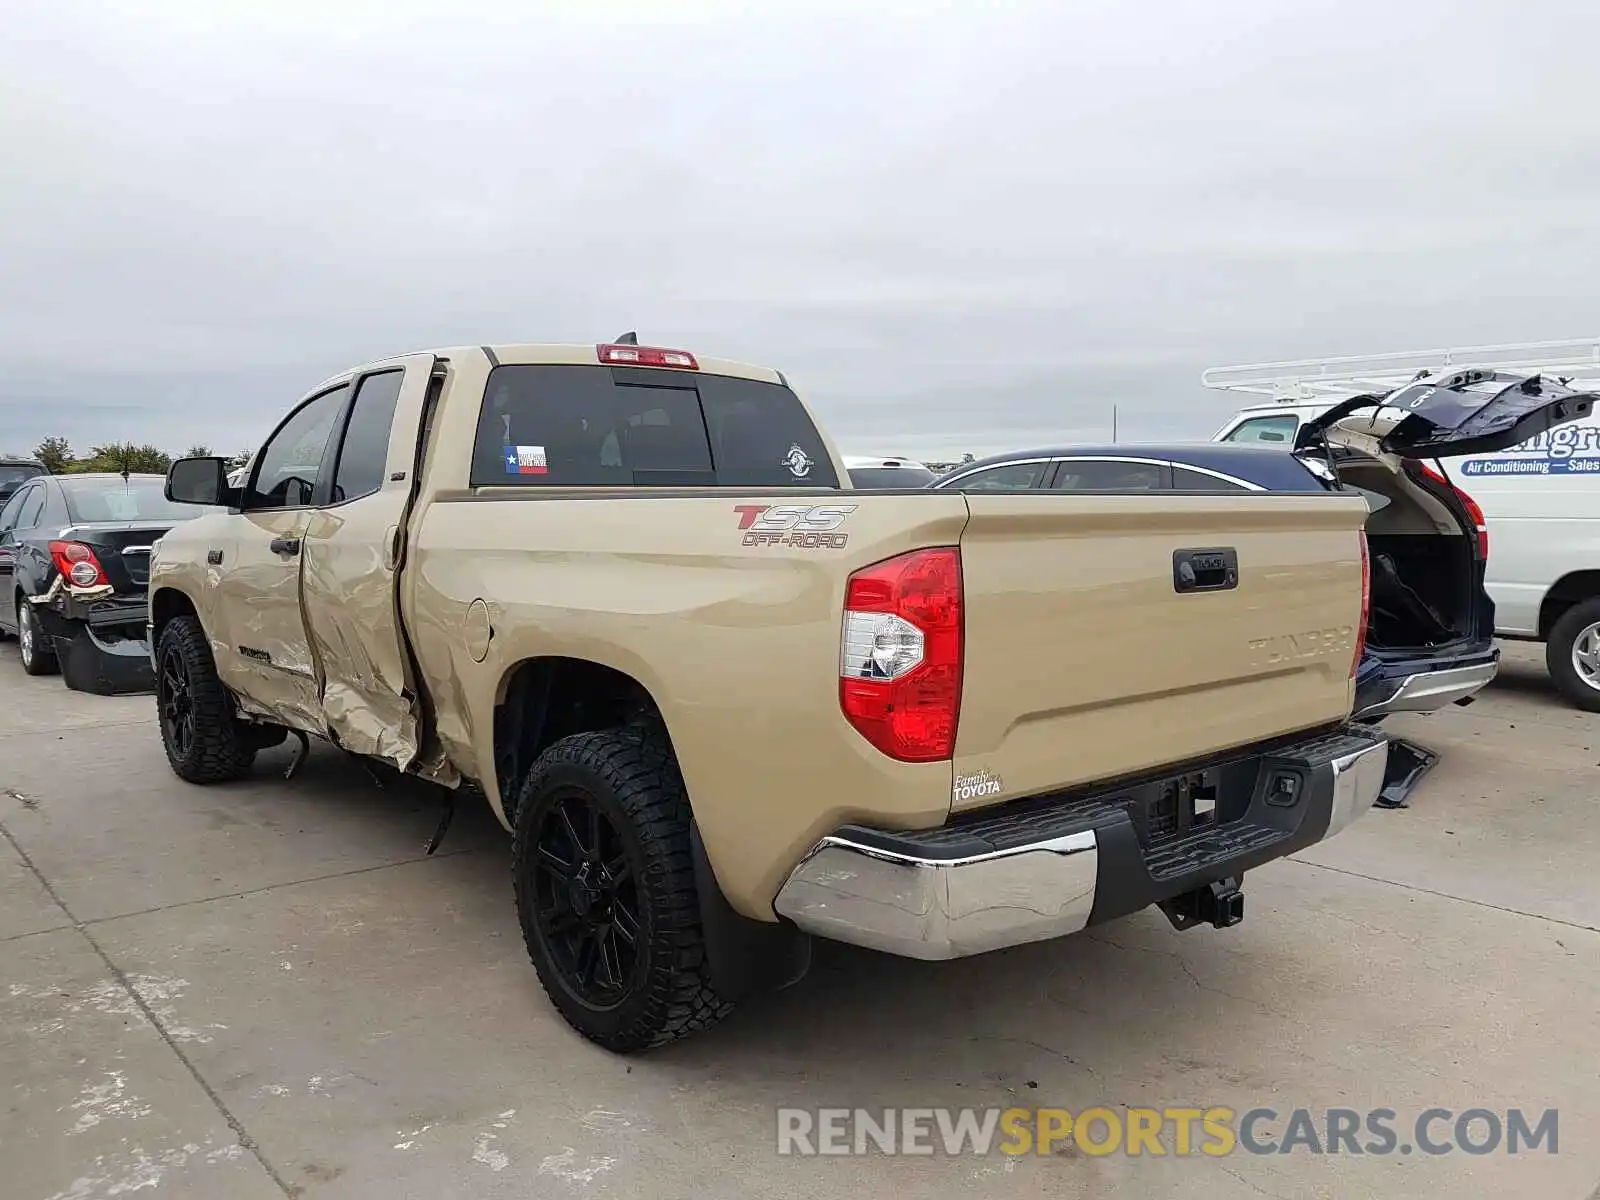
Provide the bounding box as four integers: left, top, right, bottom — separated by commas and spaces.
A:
166, 456, 235, 506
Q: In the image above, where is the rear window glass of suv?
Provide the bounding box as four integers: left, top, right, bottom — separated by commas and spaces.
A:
848, 466, 936, 489
471, 365, 838, 488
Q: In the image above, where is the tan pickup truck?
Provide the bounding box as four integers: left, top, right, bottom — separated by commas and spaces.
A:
149, 339, 1387, 1052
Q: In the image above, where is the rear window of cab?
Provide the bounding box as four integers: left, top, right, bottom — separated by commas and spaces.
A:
470, 365, 838, 489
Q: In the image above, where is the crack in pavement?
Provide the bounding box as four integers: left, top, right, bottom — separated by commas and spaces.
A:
0, 818, 297, 1199
1288, 858, 1600, 934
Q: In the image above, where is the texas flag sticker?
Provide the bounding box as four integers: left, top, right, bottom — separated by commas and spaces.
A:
504, 445, 549, 476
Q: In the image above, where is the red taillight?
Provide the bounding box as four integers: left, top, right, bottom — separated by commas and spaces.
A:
1352, 530, 1369, 680
839, 547, 964, 762
596, 343, 699, 370
1420, 463, 1488, 559
49, 540, 108, 588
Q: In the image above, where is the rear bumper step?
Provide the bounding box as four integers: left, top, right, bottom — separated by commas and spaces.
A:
773, 726, 1389, 960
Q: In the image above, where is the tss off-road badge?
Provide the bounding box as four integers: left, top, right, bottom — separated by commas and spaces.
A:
782, 444, 814, 478
734, 503, 856, 549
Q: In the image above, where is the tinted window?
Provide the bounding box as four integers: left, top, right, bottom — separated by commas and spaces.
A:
247, 386, 349, 509
14, 486, 45, 529
1052, 460, 1167, 490
472, 365, 837, 488
60, 477, 217, 523
946, 462, 1050, 490
695, 373, 838, 487
332, 371, 404, 503
1222, 415, 1298, 444
848, 466, 937, 489
0, 487, 27, 532
0, 464, 43, 486
1173, 466, 1251, 492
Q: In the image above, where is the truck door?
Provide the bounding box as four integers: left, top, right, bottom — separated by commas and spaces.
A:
222, 382, 352, 732
299, 354, 439, 769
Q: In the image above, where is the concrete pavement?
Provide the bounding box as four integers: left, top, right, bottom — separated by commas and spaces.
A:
2, 641, 1596, 1198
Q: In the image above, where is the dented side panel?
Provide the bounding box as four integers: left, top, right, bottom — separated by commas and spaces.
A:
403, 485, 970, 920
300, 354, 442, 772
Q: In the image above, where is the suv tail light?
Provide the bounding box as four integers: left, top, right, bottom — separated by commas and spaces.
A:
596, 343, 698, 370
49, 540, 108, 588
839, 547, 963, 762
1419, 462, 1488, 559
1351, 530, 1369, 680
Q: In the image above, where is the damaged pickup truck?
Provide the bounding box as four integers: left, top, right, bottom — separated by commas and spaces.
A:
149, 339, 1388, 1052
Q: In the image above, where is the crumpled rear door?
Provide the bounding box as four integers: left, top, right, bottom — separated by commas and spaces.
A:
300, 353, 443, 774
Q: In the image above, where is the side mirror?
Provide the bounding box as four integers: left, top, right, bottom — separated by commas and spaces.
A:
166, 456, 236, 506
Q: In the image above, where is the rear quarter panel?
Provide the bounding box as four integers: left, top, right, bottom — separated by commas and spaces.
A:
405, 489, 970, 920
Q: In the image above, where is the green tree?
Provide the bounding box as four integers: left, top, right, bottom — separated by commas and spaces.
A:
82, 443, 174, 474
34, 436, 73, 474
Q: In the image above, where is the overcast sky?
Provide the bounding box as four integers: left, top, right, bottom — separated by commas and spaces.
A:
4, 0, 1599, 460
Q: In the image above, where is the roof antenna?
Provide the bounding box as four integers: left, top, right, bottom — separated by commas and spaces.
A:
614, 331, 638, 346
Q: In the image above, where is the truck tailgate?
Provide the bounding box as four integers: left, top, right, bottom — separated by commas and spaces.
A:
952, 492, 1368, 810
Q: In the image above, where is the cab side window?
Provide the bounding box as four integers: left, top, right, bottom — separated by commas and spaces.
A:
245, 386, 350, 510
330, 371, 404, 504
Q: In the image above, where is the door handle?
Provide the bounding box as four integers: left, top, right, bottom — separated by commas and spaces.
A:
269, 537, 301, 557
1173, 547, 1239, 594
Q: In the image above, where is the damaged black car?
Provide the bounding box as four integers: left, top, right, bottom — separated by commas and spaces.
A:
0, 472, 220, 693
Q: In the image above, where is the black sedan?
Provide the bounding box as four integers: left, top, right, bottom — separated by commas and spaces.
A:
0, 472, 218, 693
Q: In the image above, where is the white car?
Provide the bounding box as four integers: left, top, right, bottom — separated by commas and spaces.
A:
1206, 340, 1600, 711
841, 455, 937, 489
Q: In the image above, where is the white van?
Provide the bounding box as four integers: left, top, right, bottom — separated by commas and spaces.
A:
1206, 341, 1600, 711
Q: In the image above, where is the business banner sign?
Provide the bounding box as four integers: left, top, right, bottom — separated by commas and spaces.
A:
1458, 423, 1600, 477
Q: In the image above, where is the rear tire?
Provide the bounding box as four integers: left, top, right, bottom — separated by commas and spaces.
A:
17, 602, 59, 676
511, 726, 733, 1052
155, 615, 256, 782
1547, 598, 1600, 713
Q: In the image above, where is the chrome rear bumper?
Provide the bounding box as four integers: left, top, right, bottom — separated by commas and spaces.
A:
774, 728, 1389, 961
1355, 658, 1499, 720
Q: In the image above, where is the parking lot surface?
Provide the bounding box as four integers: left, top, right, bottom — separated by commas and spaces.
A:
2, 641, 1596, 1199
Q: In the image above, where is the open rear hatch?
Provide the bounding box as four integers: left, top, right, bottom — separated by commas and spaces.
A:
1295, 368, 1596, 670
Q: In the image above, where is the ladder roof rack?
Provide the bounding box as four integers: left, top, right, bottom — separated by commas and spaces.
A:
1202, 337, 1600, 402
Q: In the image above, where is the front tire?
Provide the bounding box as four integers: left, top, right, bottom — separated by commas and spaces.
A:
1547, 598, 1600, 713
511, 727, 733, 1052
17, 602, 59, 676
155, 615, 256, 782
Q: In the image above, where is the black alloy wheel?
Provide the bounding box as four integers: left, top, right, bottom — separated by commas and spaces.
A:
157, 641, 195, 760
529, 788, 643, 1008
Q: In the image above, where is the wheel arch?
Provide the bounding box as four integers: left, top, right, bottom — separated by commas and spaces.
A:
490, 655, 673, 828
150, 586, 201, 641
1538, 570, 1600, 638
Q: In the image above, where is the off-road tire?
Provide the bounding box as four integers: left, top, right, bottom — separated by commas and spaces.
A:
512, 726, 734, 1052
1547, 598, 1600, 713
17, 601, 58, 676
155, 615, 257, 783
